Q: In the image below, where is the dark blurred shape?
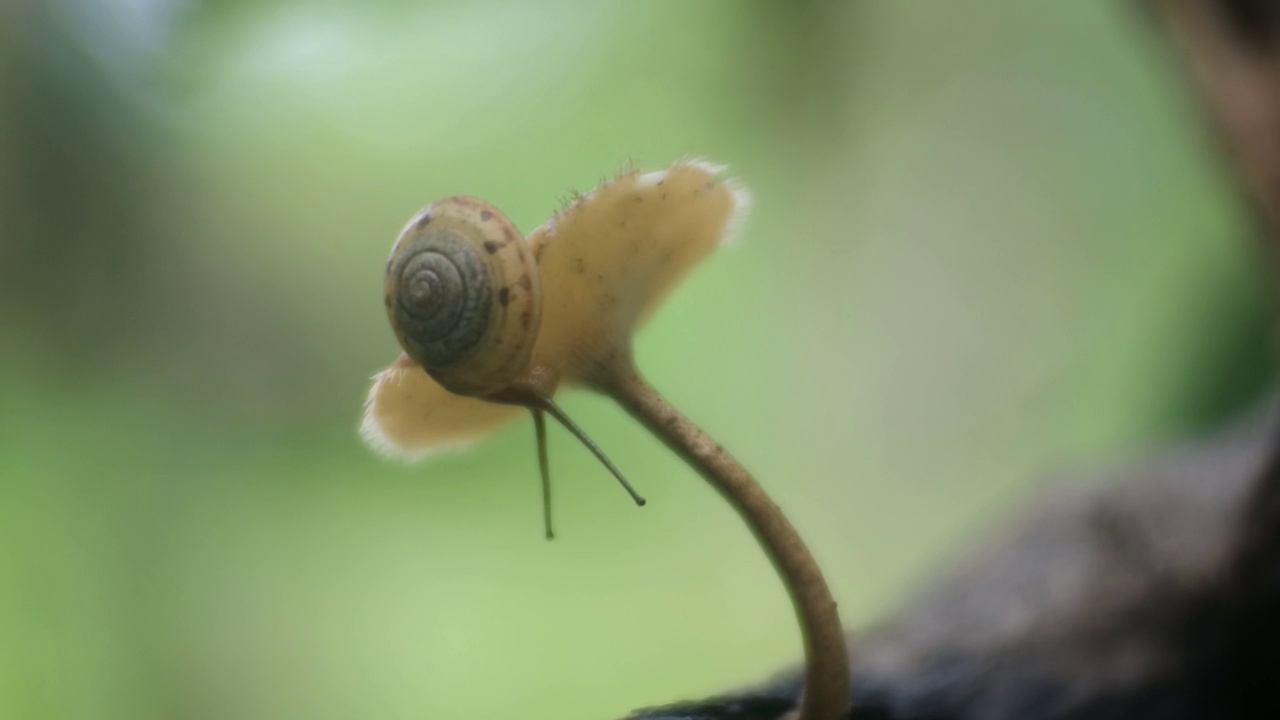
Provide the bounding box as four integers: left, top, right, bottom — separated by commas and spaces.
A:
1149, 0, 1280, 247
630, 2, 1280, 718
0, 0, 171, 372
629, 401, 1277, 720
1220, 0, 1280, 51
1146, 3, 1280, 710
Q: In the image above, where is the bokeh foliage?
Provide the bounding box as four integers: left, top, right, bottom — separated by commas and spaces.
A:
0, 1, 1271, 719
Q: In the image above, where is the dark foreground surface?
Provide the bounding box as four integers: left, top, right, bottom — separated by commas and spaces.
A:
629, 401, 1280, 720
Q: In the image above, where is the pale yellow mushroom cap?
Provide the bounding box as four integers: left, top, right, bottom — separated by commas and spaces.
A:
360, 353, 522, 460
527, 159, 749, 383
361, 159, 750, 460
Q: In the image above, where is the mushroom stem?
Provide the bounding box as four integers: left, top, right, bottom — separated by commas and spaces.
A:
595, 361, 851, 720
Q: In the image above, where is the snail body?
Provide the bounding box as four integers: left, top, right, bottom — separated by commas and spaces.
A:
385, 196, 541, 398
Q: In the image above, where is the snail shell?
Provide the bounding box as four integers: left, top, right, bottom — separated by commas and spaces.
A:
384, 197, 541, 397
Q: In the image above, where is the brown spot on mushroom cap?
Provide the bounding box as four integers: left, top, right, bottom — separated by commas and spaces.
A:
498, 287, 510, 307
481, 209, 493, 221
483, 240, 502, 254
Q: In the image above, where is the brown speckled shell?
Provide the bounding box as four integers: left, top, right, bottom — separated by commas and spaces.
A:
384, 197, 541, 397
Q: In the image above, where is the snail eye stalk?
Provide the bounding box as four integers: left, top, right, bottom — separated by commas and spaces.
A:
532, 409, 554, 540
527, 398, 647, 519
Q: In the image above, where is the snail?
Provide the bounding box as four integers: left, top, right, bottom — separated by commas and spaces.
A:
361, 160, 852, 720
378, 194, 646, 534
383, 196, 542, 399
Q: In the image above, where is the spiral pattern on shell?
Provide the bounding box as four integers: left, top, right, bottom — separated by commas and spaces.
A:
392, 232, 490, 367
384, 197, 542, 398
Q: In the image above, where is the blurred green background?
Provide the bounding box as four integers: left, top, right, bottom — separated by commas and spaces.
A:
0, 1, 1272, 718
